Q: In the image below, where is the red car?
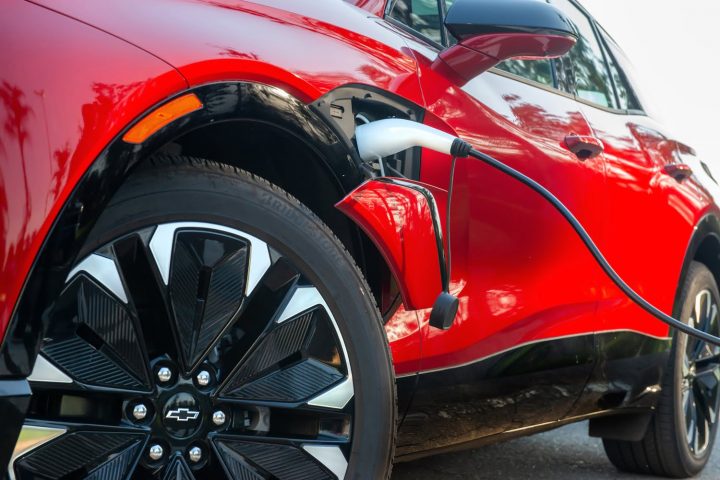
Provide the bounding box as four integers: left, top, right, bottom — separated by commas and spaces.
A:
2, 0, 719, 478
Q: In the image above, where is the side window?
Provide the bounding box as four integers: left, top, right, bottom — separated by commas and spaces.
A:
551, 0, 617, 109
387, 0, 444, 45
599, 28, 642, 111
495, 59, 555, 87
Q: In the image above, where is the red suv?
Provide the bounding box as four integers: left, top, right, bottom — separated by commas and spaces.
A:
2, 0, 719, 478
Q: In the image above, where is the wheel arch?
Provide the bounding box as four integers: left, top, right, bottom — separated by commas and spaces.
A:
673, 213, 720, 319
0, 81, 399, 378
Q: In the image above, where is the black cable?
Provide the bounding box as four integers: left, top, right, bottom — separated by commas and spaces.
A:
446, 156, 457, 286
460, 144, 720, 347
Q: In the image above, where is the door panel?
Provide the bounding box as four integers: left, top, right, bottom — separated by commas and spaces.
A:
393, 30, 610, 454
561, 8, 715, 413
576, 105, 709, 411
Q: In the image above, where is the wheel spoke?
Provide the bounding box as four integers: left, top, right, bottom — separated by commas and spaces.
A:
695, 397, 710, 454
219, 286, 351, 406
211, 257, 301, 388
694, 381, 718, 427
695, 353, 720, 372
148, 223, 271, 373
686, 388, 696, 444
165, 229, 248, 371
10, 422, 147, 480
40, 252, 151, 391
114, 231, 182, 368
213, 436, 347, 480
218, 402, 351, 443
162, 456, 197, 480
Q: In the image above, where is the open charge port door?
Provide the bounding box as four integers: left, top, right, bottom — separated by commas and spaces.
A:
336, 178, 448, 313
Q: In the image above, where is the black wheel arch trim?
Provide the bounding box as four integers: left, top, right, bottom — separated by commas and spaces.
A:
0, 81, 409, 380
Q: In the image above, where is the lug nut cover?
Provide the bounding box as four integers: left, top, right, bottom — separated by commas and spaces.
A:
212, 410, 226, 426
196, 370, 211, 386
188, 446, 202, 463
149, 444, 163, 460
132, 403, 147, 420
157, 367, 172, 383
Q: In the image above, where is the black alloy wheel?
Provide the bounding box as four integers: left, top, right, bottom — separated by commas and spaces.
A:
9, 157, 396, 479
680, 287, 720, 457
603, 261, 720, 478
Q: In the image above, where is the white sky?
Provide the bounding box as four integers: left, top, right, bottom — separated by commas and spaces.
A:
580, 1, 720, 163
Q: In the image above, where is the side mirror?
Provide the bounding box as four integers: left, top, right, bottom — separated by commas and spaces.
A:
433, 0, 577, 85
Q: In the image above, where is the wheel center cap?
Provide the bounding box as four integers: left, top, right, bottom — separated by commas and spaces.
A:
162, 392, 202, 438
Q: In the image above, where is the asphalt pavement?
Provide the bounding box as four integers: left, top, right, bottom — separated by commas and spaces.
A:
392, 421, 720, 479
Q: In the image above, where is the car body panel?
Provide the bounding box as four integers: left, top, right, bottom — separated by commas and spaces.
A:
33, 0, 422, 104
583, 106, 714, 337
390, 38, 611, 455
0, 0, 187, 339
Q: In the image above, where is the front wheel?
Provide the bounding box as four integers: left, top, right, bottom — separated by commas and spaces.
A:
11, 157, 396, 479
603, 261, 720, 478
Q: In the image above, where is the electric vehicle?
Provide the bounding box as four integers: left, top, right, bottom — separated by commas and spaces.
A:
2, 0, 719, 478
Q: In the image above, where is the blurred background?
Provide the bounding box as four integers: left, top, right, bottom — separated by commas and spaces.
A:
581, 0, 720, 165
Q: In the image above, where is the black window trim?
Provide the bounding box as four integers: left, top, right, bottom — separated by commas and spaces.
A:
384, 0, 446, 50
565, 0, 646, 115
383, 0, 647, 117
594, 24, 646, 115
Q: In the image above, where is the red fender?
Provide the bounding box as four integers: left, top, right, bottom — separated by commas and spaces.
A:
336, 178, 448, 310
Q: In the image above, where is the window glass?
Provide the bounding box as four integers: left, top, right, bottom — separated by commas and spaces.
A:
599, 28, 642, 111
495, 59, 554, 87
388, 0, 443, 45
550, 0, 617, 108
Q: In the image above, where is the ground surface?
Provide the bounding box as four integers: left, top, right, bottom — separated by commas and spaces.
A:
392, 421, 720, 479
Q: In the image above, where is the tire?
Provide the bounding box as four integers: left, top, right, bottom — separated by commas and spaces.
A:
603, 261, 720, 478
13, 156, 396, 480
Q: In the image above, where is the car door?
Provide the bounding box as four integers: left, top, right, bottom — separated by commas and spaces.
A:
383, 0, 608, 456
556, 3, 713, 413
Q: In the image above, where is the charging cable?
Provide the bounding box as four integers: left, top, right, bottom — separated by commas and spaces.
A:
355, 118, 720, 347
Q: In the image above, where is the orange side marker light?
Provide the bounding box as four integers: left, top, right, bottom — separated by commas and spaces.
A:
123, 93, 203, 144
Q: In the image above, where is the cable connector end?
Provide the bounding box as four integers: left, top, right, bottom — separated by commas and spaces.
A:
450, 138, 472, 158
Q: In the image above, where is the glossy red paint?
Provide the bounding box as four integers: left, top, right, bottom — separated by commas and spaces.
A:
336, 178, 447, 311
398, 38, 613, 371
1, 0, 715, 389
34, 0, 423, 105
0, 0, 187, 338
578, 106, 714, 338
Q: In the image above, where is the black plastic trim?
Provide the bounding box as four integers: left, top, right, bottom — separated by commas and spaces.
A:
310, 83, 425, 179
589, 411, 653, 442
397, 333, 596, 458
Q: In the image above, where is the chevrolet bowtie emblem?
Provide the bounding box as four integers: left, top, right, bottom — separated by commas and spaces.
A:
165, 407, 200, 422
